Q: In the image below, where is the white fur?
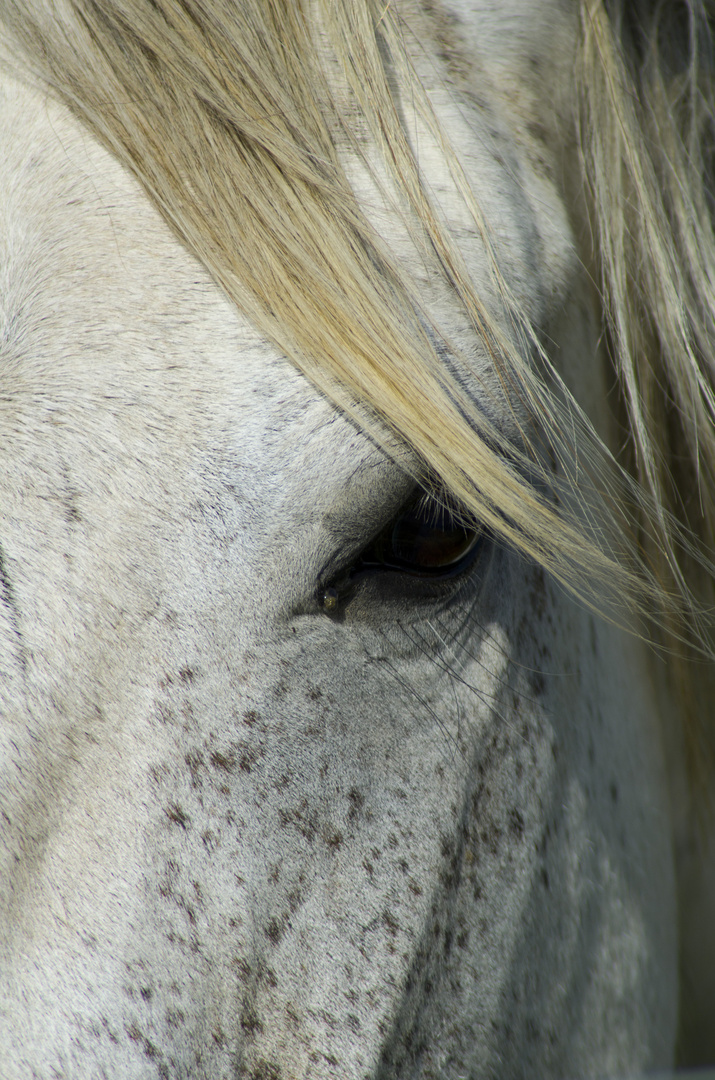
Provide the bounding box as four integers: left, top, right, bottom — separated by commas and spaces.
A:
0, 4, 692, 1077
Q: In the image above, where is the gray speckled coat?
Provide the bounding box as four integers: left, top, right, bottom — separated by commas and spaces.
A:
0, 2, 706, 1076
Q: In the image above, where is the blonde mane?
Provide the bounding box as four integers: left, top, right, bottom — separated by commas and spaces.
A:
2, 0, 714, 739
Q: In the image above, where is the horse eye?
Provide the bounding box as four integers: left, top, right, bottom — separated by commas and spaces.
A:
359, 491, 482, 577
320, 490, 484, 610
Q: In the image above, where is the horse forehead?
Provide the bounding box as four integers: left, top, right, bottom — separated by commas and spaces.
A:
0, 61, 570, 548
0, 75, 408, 515
0, 0, 577, 374
440, 0, 577, 63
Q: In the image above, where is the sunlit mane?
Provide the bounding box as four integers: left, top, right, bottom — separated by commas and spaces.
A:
3, 0, 714, 736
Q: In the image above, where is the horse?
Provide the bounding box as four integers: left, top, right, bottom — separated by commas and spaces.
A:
1, 0, 714, 1076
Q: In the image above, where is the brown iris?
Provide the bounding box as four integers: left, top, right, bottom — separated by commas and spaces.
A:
358, 491, 482, 577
